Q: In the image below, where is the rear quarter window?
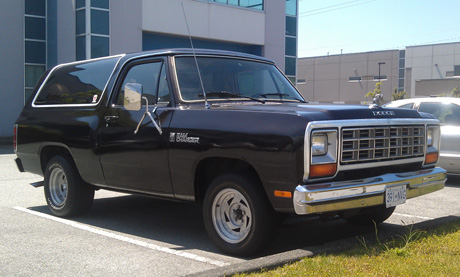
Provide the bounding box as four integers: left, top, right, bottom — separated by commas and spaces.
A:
33, 56, 120, 106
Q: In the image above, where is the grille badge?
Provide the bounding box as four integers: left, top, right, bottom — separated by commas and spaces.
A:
372, 111, 395, 116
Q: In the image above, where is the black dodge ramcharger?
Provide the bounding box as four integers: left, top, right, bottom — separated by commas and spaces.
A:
14, 49, 447, 256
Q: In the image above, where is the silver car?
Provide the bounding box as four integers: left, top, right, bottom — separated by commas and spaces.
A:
385, 97, 460, 174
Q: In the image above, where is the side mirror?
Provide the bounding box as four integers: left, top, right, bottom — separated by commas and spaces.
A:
124, 83, 143, 111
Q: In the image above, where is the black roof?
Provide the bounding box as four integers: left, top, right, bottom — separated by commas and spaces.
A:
120, 48, 273, 64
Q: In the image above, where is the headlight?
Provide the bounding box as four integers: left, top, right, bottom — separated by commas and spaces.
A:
427, 127, 434, 147
425, 125, 440, 165
312, 134, 327, 156
305, 129, 338, 180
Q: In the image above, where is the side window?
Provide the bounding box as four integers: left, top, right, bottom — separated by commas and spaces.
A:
397, 103, 414, 109
116, 61, 170, 106
157, 64, 171, 104
419, 102, 457, 123
34, 57, 119, 105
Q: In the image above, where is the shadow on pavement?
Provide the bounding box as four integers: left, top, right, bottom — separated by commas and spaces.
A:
0, 145, 14, 155
27, 192, 459, 260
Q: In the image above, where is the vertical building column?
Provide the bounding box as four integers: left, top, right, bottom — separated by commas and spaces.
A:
263, 0, 286, 71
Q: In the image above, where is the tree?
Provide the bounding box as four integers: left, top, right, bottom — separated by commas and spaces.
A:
365, 82, 383, 105
451, 86, 459, 98
391, 86, 407, 101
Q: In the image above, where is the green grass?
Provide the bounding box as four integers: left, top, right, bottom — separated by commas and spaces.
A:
238, 221, 460, 276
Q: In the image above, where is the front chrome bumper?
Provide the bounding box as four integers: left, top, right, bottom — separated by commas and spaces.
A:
293, 167, 447, 215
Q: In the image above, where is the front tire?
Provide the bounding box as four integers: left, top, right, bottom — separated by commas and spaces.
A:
44, 155, 94, 217
203, 173, 278, 256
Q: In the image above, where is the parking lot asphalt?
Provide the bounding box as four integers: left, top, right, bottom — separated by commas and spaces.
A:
2, 143, 460, 276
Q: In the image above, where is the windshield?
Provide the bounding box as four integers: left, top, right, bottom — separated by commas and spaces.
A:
175, 56, 304, 102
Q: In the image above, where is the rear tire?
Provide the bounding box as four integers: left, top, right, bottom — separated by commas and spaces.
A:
343, 205, 396, 225
203, 173, 279, 256
44, 155, 94, 217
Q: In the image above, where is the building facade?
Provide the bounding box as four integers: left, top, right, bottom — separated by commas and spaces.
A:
405, 42, 460, 97
297, 50, 403, 104
0, 0, 298, 138
297, 41, 460, 104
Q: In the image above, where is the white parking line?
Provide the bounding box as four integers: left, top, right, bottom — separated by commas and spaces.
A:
393, 212, 434, 220
13, 206, 229, 267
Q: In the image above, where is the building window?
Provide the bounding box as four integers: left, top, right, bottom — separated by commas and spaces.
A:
285, 37, 296, 57
204, 0, 264, 10
398, 50, 406, 91
76, 0, 110, 61
285, 0, 297, 82
454, 65, 460, 77
349, 76, 362, 82
286, 16, 296, 36
297, 78, 306, 85
285, 57, 296, 76
24, 0, 47, 103
286, 0, 296, 16
373, 75, 388, 81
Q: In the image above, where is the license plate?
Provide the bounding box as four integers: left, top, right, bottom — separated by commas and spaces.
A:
385, 185, 407, 208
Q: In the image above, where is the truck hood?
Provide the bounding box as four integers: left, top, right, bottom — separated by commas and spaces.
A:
208, 102, 429, 122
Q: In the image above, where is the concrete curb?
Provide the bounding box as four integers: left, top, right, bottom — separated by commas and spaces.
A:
189, 213, 460, 277
186, 249, 315, 277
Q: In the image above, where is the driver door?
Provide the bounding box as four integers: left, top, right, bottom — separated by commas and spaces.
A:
99, 58, 173, 194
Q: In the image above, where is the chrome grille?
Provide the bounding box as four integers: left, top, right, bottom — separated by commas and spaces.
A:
341, 125, 425, 164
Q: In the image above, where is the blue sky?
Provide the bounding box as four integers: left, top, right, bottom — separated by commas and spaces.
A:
298, 0, 460, 57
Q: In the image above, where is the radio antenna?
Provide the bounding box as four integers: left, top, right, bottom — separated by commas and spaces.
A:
181, 2, 210, 110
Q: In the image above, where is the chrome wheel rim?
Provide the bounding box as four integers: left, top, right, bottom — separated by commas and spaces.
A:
212, 188, 252, 244
49, 167, 68, 207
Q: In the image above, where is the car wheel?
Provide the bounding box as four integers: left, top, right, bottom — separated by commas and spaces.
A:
203, 173, 278, 256
44, 155, 94, 217
343, 205, 396, 225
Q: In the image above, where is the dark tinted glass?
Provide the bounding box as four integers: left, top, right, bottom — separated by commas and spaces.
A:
455, 66, 460, 77
25, 17, 46, 40
25, 41, 46, 64
116, 62, 163, 106
399, 58, 405, 68
286, 16, 296, 36
91, 9, 109, 35
91, 0, 109, 9
25, 65, 46, 87
285, 57, 296, 76
34, 57, 119, 105
285, 37, 297, 56
91, 36, 109, 59
76, 10, 86, 35
76, 0, 85, 9
175, 57, 302, 101
76, 36, 86, 61
399, 50, 405, 59
25, 0, 46, 16
397, 103, 413, 109
419, 102, 460, 124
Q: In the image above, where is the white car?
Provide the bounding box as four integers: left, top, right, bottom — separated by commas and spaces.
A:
385, 97, 460, 174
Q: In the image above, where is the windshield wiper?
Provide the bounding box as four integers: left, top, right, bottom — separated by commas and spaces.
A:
259, 93, 306, 103
199, 91, 265, 104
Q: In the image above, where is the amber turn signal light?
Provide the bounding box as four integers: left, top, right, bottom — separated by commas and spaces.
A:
310, 163, 337, 178
274, 190, 292, 198
425, 152, 439, 164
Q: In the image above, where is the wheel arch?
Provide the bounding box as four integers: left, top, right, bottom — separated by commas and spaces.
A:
194, 157, 266, 205
39, 144, 75, 174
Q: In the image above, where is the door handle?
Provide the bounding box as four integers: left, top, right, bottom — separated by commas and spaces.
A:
104, 115, 119, 123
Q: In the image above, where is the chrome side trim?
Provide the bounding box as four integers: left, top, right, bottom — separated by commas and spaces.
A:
294, 167, 446, 215
31, 54, 124, 108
